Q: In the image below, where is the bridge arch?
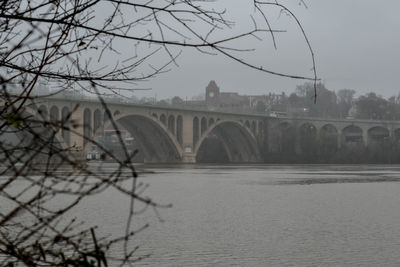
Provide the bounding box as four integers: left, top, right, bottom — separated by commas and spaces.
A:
367, 126, 389, 146
367, 126, 390, 162
160, 114, 166, 125
61, 107, 70, 146
3, 108, 69, 163
103, 110, 110, 123
342, 125, 363, 147
195, 120, 261, 163
168, 115, 175, 134
93, 109, 102, 135
200, 117, 207, 135
38, 105, 48, 120
96, 113, 182, 163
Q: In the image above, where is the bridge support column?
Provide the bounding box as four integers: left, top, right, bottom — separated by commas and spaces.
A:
68, 107, 86, 161
181, 114, 196, 163
362, 129, 367, 146
182, 152, 196, 163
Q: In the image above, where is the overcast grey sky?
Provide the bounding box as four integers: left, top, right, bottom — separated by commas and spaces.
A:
134, 1, 400, 100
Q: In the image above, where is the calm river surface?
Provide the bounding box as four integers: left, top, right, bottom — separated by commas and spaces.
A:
81, 164, 400, 266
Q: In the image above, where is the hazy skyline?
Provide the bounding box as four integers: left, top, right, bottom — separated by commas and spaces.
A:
134, 1, 400, 100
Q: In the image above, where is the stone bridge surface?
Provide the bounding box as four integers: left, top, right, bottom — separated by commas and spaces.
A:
18, 97, 400, 163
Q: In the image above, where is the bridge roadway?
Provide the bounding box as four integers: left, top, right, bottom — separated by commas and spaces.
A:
16, 96, 400, 163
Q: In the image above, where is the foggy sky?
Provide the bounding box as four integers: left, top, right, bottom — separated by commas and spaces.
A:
134, 1, 400, 100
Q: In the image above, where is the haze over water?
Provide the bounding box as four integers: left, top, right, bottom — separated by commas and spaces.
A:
81, 164, 400, 266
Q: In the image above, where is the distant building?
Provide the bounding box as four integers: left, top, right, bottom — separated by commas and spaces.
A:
172, 80, 288, 113
205, 80, 221, 106
171, 96, 184, 105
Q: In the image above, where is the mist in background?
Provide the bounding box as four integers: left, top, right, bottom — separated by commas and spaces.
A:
132, 0, 400, 99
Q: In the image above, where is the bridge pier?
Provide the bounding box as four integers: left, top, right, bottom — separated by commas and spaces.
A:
294, 128, 302, 155
69, 107, 86, 153
182, 152, 196, 163
362, 129, 368, 146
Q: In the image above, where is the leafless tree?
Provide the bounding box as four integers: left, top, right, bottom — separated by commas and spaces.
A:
0, 0, 317, 265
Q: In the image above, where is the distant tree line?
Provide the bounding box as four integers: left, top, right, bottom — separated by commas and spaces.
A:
152, 82, 400, 121
287, 82, 400, 120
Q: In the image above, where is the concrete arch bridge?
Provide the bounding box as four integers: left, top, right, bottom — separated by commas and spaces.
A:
268, 117, 400, 162
22, 98, 264, 163
16, 97, 400, 163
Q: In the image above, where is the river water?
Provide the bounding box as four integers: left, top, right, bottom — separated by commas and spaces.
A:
79, 164, 400, 266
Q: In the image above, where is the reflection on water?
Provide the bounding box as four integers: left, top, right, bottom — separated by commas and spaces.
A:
77, 164, 400, 266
